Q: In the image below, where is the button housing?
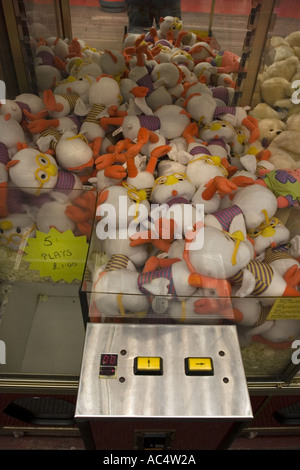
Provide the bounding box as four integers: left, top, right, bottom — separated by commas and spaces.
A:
134, 356, 163, 375
185, 357, 214, 376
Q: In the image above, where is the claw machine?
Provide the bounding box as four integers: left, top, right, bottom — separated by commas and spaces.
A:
1, 0, 300, 449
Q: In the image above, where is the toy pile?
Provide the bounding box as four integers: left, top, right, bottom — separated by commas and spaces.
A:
250, 31, 300, 170
1, 16, 300, 351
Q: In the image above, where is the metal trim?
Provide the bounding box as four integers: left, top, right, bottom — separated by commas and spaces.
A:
1, 0, 27, 93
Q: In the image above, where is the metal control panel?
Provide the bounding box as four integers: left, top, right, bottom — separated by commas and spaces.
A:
75, 323, 252, 421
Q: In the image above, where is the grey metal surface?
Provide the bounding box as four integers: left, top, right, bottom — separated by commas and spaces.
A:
75, 323, 252, 420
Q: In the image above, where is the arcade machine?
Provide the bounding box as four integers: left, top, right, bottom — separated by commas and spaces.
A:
0, 0, 299, 449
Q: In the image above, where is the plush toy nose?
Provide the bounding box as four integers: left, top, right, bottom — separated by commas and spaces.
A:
210, 155, 222, 166
165, 174, 179, 185
210, 122, 221, 131
0, 219, 13, 231
261, 226, 276, 238
48, 163, 58, 177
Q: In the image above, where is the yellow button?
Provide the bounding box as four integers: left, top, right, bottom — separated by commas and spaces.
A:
134, 357, 163, 375
185, 357, 214, 376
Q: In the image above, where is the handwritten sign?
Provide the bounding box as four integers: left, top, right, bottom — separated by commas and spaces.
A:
267, 297, 300, 320
24, 228, 89, 283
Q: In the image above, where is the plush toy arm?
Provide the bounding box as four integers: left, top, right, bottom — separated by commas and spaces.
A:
23, 107, 49, 121
104, 165, 127, 179
202, 176, 237, 200
283, 264, 300, 288
27, 118, 59, 133
43, 89, 64, 112
95, 153, 117, 170
234, 269, 256, 297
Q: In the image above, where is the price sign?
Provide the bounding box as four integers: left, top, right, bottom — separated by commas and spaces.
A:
24, 227, 89, 283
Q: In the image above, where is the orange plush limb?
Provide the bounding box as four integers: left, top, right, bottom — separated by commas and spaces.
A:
202, 176, 237, 200
27, 118, 59, 133
43, 89, 64, 112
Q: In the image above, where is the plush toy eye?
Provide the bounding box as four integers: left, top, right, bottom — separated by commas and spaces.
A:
37, 155, 50, 167
156, 176, 167, 185
36, 169, 48, 181
174, 173, 185, 181
16, 227, 21, 233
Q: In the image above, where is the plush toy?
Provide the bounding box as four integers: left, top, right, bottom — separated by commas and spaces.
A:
54, 131, 95, 179
0, 114, 26, 217
129, 170, 199, 249
156, 16, 183, 41
267, 129, 300, 169
0, 93, 45, 128
6, 146, 82, 198
259, 76, 293, 108
99, 49, 126, 79
101, 103, 191, 142
205, 184, 278, 233
261, 55, 299, 83
238, 311, 300, 349
255, 168, 300, 208
247, 214, 291, 255
0, 212, 36, 251
205, 50, 241, 74
182, 88, 260, 143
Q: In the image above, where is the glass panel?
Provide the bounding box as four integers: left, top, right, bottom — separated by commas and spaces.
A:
2, 0, 300, 384
24, 0, 61, 42
0, 186, 96, 378
68, 0, 252, 55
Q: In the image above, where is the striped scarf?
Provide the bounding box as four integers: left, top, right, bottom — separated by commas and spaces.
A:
138, 115, 161, 132
105, 254, 129, 271
58, 92, 80, 110
212, 205, 243, 232
263, 244, 293, 265
138, 265, 175, 296
231, 260, 274, 295
85, 103, 106, 125
39, 127, 62, 151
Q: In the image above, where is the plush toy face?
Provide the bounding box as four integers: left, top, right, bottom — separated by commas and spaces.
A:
0, 100, 23, 123
230, 126, 248, 156
0, 213, 36, 250
171, 50, 194, 70
159, 16, 183, 39
248, 217, 290, 255
186, 154, 227, 188
151, 173, 196, 204
55, 75, 95, 102
258, 118, 286, 147
200, 120, 236, 143
7, 148, 58, 195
